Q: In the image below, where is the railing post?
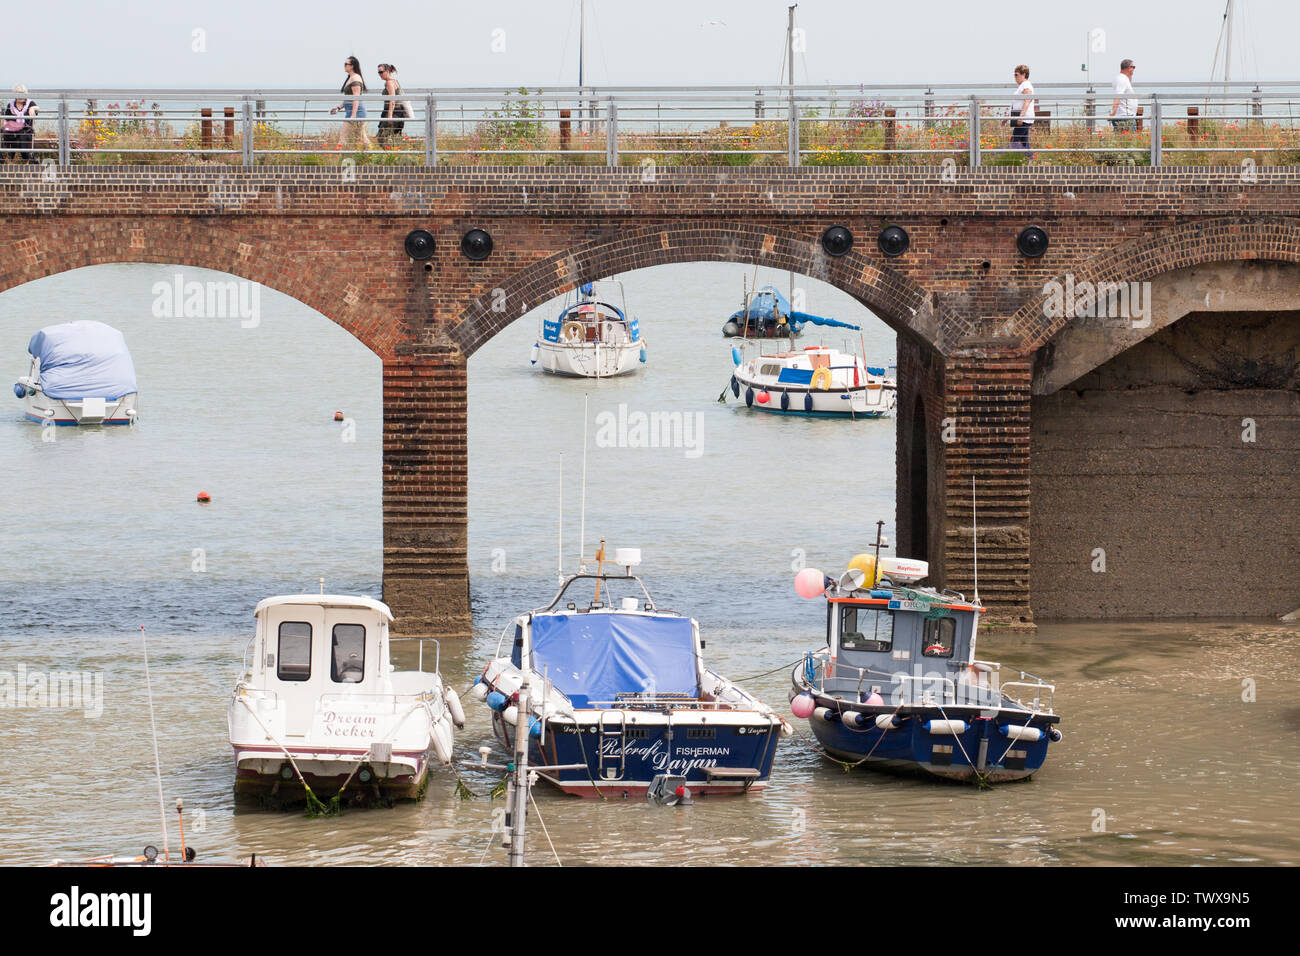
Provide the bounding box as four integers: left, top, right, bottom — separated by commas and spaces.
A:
1084, 88, 1095, 134
755, 89, 764, 121
1150, 95, 1161, 166
58, 98, 69, 166
968, 96, 980, 167
924, 89, 934, 131
1251, 86, 1263, 125
425, 96, 436, 167
787, 95, 799, 166
242, 97, 254, 166
605, 99, 618, 167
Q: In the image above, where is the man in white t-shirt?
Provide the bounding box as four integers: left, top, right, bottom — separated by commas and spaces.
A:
1011, 64, 1035, 151
1110, 59, 1137, 131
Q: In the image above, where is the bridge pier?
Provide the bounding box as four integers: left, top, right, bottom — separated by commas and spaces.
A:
898, 341, 1033, 628
382, 347, 472, 639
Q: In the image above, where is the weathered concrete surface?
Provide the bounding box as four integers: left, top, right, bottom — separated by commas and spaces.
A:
1031, 309, 1300, 618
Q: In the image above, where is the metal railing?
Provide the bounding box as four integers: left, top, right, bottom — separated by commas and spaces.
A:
2, 83, 1300, 168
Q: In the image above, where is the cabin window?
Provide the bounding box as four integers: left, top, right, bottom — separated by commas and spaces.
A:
759, 363, 780, 377
839, 605, 893, 653
277, 622, 312, 681
331, 623, 366, 683
922, 617, 956, 658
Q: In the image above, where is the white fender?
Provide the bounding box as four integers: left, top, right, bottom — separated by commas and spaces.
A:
875, 714, 901, 730
469, 681, 488, 702
431, 716, 454, 765
530, 343, 540, 365
502, 705, 519, 726
923, 719, 968, 735
444, 687, 466, 728
779, 719, 794, 738
1000, 724, 1043, 742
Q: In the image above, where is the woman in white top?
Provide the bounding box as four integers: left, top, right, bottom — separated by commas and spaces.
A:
1011, 64, 1034, 152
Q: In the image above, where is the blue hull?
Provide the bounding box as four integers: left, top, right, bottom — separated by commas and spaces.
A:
806, 706, 1056, 783
499, 714, 781, 796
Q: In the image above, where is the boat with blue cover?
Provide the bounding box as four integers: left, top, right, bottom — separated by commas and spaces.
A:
531, 280, 645, 378
721, 285, 863, 339
472, 544, 792, 797
14, 320, 139, 425
789, 535, 1062, 783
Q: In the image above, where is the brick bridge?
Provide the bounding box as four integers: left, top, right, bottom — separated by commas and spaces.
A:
3, 165, 1297, 635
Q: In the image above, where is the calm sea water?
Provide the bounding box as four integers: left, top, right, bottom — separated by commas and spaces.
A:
1, 263, 1296, 866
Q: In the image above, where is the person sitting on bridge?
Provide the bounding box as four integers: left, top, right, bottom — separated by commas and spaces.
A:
2, 85, 39, 163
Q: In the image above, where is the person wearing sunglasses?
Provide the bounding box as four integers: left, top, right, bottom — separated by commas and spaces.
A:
330, 55, 372, 149
1110, 59, 1137, 131
376, 64, 410, 146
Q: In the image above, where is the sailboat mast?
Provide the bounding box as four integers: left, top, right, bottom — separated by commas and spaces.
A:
786, 5, 797, 106
1224, 0, 1234, 84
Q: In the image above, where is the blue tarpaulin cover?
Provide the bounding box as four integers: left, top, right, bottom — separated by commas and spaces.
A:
28, 321, 137, 400
529, 612, 699, 707
728, 286, 861, 331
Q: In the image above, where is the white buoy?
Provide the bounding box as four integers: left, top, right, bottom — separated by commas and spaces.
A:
502, 705, 519, 726
530, 343, 540, 365
444, 687, 466, 728
469, 681, 488, 702
432, 717, 453, 764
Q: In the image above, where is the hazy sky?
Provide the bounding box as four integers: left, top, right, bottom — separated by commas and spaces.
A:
7, 0, 1285, 90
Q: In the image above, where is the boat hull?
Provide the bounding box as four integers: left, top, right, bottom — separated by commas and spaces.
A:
536, 341, 642, 378
21, 387, 138, 425
231, 745, 434, 804
731, 375, 894, 418
495, 711, 781, 797
796, 687, 1057, 783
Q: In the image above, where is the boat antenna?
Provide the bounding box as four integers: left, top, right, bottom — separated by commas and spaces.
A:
972, 474, 980, 605
557, 453, 565, 586
578, 394, 589, 572
141, 625, 170, 862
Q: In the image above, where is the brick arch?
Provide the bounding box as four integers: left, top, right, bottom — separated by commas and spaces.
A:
0, 217, 396, 358
446, 221, 954, 357
1017, 216, 1300, 354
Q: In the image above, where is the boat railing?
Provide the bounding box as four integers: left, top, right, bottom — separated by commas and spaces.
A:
317, 690, 434, 711
416, 637, 440, 675
998, 677, 1056, 714
585, 692, 743, 712
239, 634, 257, 675
537, 572, 658, 613
818, 657, 1032, 709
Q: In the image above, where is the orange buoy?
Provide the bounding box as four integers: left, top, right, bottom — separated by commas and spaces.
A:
197, 492, 211, 503
334, 411, 344, 421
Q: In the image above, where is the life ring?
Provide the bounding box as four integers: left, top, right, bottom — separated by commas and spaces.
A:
810, 367, 833, 390
562, 321, 584, 343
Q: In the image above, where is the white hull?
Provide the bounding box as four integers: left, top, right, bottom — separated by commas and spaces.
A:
19, 383, 137, 425
732, 371, 895, 417
537, 340, 643, 378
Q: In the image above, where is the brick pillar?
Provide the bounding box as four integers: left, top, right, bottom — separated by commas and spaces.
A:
382, 346, 471, 639
941, 351, 1033, 627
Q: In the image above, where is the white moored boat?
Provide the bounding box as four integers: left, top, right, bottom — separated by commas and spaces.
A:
14, 320, 139, 425
531, 280, 646, 378
728, 344, 897, 418
227, 594, 460, 808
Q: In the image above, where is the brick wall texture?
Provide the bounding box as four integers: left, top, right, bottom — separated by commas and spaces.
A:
3, 165, 1297, 633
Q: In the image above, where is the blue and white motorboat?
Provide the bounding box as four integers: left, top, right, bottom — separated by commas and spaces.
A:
531, 280, 646, 378
13, 320, 139, 425
472, 544, 791, 797
729, 344, 897, 418
789, 541, 1062, 783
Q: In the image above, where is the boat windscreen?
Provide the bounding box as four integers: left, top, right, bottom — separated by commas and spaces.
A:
529, 613, 698, 706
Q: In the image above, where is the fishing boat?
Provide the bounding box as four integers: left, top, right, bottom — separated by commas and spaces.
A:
471, 543, 792, 797
13, 320, 139, 425
728, 344, 897, 418
531, 280, 646, 378
227, 594, 462, 807
722, 284, 863, 339
789, 528, 1062, 783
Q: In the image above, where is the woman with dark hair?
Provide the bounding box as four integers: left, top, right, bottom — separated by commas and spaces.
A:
330, 55, 371, 149
376, 64, 409, 146
2, 85, 39, 163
